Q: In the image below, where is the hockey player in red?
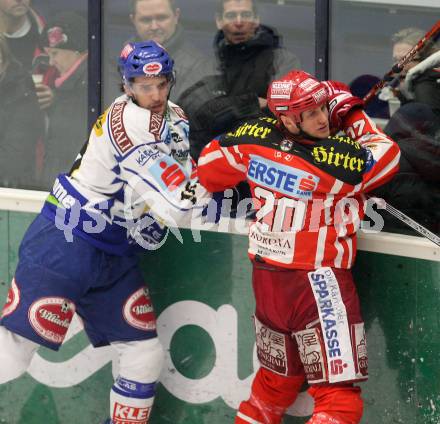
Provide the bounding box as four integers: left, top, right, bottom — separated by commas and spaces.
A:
197, 70, 400, 424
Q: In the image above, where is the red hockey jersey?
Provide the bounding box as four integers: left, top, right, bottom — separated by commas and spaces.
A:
198, 109, 400, 270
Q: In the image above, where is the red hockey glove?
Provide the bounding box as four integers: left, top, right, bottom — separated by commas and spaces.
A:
324, 80, 364, 130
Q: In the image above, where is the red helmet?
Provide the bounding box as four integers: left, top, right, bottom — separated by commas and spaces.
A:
267, 70, 328, 123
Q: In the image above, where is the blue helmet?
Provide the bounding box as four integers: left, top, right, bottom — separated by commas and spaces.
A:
118, 40, 175, 84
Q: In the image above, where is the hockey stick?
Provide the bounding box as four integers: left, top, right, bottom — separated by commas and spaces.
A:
363, 20, 440, 104
370, 198, 440, 247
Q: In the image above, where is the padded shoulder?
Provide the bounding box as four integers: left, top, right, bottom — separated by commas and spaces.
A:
219, 116, 284, 148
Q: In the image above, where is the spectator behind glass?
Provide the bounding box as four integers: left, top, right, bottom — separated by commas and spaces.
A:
380, 27, 440, 118
0, 34, 44, 188
0, 0, 45, 69
39, 11, 88, 189
178, 0, 300, 161
105, 0, 206, 105
372, 26, 440, 235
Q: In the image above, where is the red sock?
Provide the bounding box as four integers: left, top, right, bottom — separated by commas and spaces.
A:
308, 384, 363, 424
235, 368, 305, 424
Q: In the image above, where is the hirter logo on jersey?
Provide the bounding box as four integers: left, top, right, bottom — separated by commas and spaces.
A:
143, 62, 162, 76
1, 278, 20, 318
28, 297, 75, 344
248, 155, 319, 199
123, 287, 156, 331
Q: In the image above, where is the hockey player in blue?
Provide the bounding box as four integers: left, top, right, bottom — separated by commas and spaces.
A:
0, 41, 210, 424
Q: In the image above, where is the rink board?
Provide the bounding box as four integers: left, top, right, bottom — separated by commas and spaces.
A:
0, 210, 439, 424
